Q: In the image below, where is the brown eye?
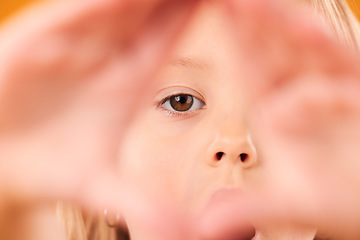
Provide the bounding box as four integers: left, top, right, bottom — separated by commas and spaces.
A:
161, 93, 205, 113
169, 94, 194, 111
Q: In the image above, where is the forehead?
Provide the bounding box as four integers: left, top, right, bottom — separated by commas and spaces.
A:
170, 2, 238, 74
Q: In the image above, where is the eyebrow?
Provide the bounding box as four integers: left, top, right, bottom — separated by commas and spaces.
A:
169, 56, 210, 71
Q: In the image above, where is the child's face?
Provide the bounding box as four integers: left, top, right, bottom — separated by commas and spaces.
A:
118, 3, 315, 239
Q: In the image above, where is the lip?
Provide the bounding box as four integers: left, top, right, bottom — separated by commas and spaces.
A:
198, 187, 257, 240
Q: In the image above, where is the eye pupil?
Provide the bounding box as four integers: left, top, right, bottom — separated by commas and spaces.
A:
175, 95, 187, 104
170, 94, 193, 111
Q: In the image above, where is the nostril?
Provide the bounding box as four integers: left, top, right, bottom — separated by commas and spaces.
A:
240, 153, 248, 162
215, 152, 224, 161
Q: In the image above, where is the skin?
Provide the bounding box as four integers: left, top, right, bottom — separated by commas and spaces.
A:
197, 0, 360, 239
118, 3, 316, 240
0, 0, 201, 239
1, 0, 360, 239
0, 0, 200, 211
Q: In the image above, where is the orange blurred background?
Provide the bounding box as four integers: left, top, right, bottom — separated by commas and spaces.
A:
348, 0, 360, 20
0, 0, 41, 23
0, 0, 359, 24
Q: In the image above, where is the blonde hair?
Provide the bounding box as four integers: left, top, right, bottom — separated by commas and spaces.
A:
310, 0, 360, 50
57, 1, 360, 240
56, 203, 118, 240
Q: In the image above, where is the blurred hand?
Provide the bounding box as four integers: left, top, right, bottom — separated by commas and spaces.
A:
196, 0, 360, 239
0, 0, 200, 212
2, 0, 360, 239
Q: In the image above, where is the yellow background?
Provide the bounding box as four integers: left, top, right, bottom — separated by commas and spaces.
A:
0, 0, 359, 24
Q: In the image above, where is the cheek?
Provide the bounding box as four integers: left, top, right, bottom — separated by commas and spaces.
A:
117, 116, 206, 206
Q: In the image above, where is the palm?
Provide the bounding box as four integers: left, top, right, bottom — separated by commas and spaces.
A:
225, 0, 360, 233
0, 0, 200, 210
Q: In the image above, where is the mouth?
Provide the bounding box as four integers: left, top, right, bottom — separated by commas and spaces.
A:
198, 187, 257, 240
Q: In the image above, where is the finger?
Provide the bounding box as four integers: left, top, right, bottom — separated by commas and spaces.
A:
194, 188, 328, 240
0, 0, 201, 77
222, 0, 359, 101
0, 0, 201, 132
196, 189, 256, 240
74, 170, 194, 240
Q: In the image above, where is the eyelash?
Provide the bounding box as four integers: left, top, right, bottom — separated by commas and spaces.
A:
157, 92, 206, 117
161, 107, 189, 117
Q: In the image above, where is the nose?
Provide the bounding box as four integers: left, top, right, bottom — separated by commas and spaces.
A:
206, 124, 257, 169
